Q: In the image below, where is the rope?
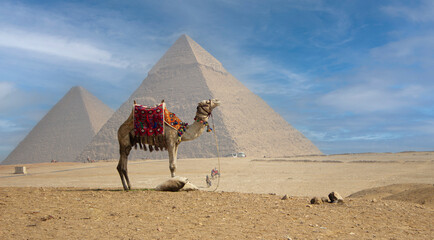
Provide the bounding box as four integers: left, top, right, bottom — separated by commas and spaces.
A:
210, 114, 221, 192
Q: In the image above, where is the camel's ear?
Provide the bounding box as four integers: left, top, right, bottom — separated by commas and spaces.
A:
134, 100, 137, 105
161, 99, 165, 103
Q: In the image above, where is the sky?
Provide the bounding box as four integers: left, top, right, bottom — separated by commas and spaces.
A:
0, 0, 433, 161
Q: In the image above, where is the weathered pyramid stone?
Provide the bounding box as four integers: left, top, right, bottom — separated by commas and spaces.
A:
1, 86, 113, 165
77, 35, 321, 161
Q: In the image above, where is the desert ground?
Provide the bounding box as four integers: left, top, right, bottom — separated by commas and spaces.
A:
0, 151, 433, 239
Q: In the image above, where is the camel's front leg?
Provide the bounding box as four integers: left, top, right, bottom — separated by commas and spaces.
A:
168, 143, 179, 177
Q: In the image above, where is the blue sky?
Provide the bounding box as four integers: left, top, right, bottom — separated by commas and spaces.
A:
0, 0, 433, 161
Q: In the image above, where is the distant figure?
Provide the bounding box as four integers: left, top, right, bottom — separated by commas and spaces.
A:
211, 168, 220, 179
51, 159, 57, 163
206, 175, 212, 187
87, 156, 90, 163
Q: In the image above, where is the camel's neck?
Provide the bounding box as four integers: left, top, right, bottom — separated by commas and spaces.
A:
181, 116, 209, 142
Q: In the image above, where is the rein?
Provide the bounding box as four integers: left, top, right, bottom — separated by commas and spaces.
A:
194, 101, 222, 191
210, 113, 221, 192
195, 103, 213, 132
195, 111, 221, 192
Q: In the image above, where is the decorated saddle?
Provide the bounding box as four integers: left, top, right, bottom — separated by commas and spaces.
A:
133, 103, 165, 136
133, 103, 188, 143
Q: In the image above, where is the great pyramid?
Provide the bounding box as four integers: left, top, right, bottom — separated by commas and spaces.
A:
1, 86, 114, 165
77, 35, 321, 161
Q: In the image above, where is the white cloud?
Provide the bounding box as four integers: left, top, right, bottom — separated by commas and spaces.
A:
370, 34, 434, 65
399, 120, 434, 135
221, 52, 313, 96
301, 127, 400, 142
382, 0, 434, 22
245, 68, 311, 96
319, 84, 425, 113
320, 30, 434, 115
0, 82, 14, 99
0, 28, 128, 68
0, 119, 23, 132
0, 81, 51, 118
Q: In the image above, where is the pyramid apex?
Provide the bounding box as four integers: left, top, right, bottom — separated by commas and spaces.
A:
66, 86, 92, 102
176, 33, 193, 40
149, 34, 225, 74
68, 86, 86, 94
71, 85, 84, 90
179, 33, 189, 38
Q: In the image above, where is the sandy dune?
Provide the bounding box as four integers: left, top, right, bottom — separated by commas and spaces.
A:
348, 183, 434, 208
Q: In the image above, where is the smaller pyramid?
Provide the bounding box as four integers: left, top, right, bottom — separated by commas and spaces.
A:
1, 86, 114, 165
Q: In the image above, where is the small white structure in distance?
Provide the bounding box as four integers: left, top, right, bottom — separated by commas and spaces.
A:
224, 152, 246, 158
14, 166, 27, 174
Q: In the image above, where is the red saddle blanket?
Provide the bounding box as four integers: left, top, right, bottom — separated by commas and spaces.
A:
133, 103, 185, 137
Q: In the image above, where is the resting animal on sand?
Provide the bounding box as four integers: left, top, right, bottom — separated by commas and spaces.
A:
116, 99, 221, 190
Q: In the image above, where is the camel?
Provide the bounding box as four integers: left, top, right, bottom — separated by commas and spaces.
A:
117, 98, 221, 190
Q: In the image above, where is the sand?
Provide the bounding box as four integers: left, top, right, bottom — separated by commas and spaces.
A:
0, 151, 433, 239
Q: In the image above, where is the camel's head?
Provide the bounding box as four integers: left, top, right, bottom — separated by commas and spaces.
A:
196, 99, 221, 119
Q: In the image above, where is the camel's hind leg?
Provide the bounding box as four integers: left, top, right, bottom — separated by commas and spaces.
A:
117, 145, 132, 190
117, 113, 134, 191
